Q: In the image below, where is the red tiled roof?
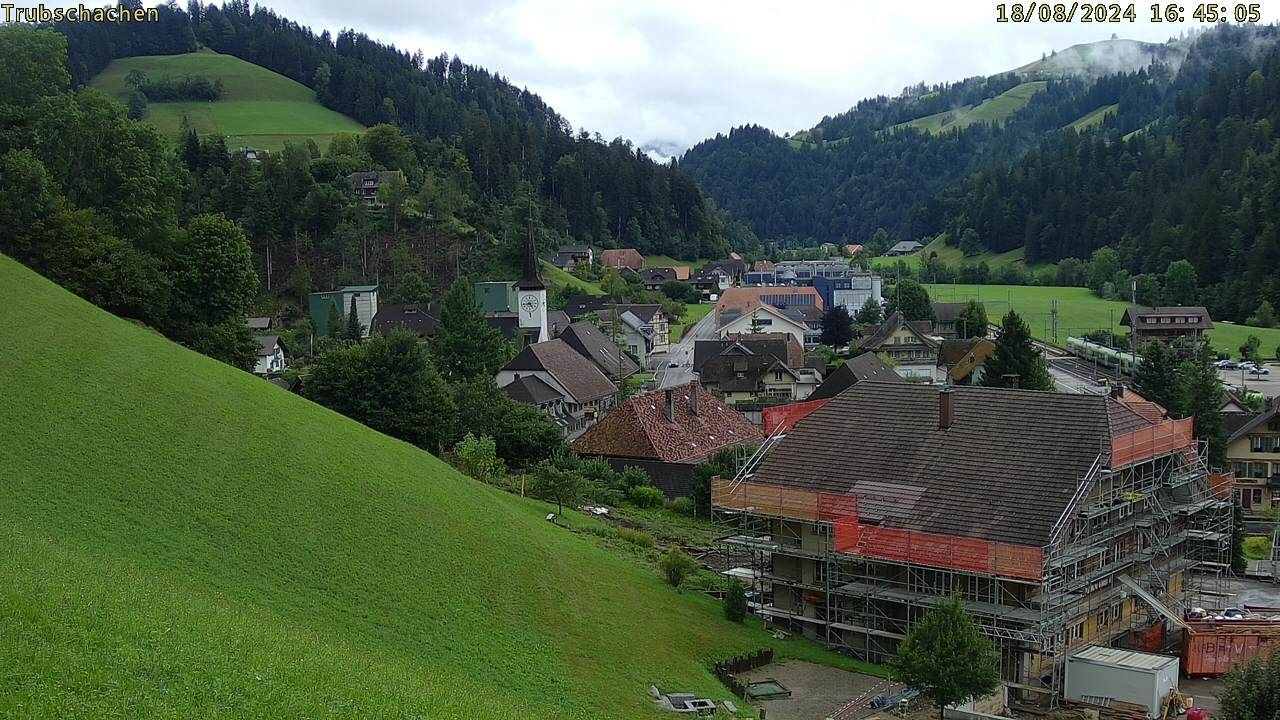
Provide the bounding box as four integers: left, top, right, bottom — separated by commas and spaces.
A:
715, 287, 823, 323
572, 382, 763, 464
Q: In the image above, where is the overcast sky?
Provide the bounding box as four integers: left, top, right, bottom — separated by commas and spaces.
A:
221, 2, 1278, 156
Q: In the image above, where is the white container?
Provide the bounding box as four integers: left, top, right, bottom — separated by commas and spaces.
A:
1064, 645, 1179, 719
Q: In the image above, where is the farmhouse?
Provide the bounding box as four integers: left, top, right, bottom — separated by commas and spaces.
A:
601, 248, 645, 270
495, 339, 618, 437
856, 311, 940, 381
252, 335, 287, 375
347, 170, 405, 206
573, 382, 761, 497
714, 383, 1232, 698
1121, 306, 1213, 346
884, 240, 925, 256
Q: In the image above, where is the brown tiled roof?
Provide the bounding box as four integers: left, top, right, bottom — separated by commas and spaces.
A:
694, 334, 803, 371
806, 353, 903, 400
572, 382, 762, 463
748, 383, 1135, 546
601, 248, 645, 269
716, 287, 823, 321
502, 339, 617, 403
559, 321, 640, 380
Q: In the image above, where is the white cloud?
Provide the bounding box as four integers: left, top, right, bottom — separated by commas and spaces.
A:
212, 1, 1280, 151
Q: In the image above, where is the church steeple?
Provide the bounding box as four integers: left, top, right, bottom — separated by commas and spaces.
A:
517, 228, 545, 291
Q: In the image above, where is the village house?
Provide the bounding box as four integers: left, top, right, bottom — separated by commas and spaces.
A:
640, 267, 679, 291
716, 287, 822, 324
698, 353, 818, 405
252, 335, 287, 376
805, 352, 903, 400
245, 316, 273, 332
691, 267, 732, 299
553, 244, 593, 269
884, 240, 925, 256
495, 339, 618, 437
309, 285, 379, 339
558, 321, 640, 382
705, 258, 747, 283
601, 248, 645, 271
856, 311, 940, 381
714, 383, 1231, 698
572, 382, 762, 497
1121, 306, 1214, 347
937, 337, 996, 385
716, 301, 811, 347
562, 296, 670, 355
347, 170, 405, 207
694, 334, 804, 374
371, 303, 437, 339
931, 302, 967, 339
1226, 397, 1280, 521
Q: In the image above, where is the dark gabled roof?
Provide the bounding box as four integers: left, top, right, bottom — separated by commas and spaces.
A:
547, 310, 572, 337
642, 267, 677, 283
255, 335, 284, 356
858, 312, 938, 351
620, 304, 662, 324
748, 383, 1136, 547
559, 244, 591, 254
502, 339, 617, 403
245, 316, 272, 330
932, 302, 966, 324
503, 375, 564, 405
1227, 397, 1280, 442
693, 335, 799, 372
806, 352, 904, 400
485, 313, 521, 339
699, 354, 797, 393
572, 382, 762, 463
559, 321, 640, 381
781, 305, 822, 324
562, 295, 611, 318
372, 303, 438, 338
887, 240, 924, 253
1121, 306, 1213, 330
705, 258, 746, 276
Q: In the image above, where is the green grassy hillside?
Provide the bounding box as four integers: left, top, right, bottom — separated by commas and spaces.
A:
890, 81, 1047, 135
871, 236, 1034, 271
1068, 103, 1118, 131
0, 255, 856, 718
541, 260, 604, 295
91, 49, 364, 152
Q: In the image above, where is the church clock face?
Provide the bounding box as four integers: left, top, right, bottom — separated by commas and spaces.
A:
520, 295, 540, 314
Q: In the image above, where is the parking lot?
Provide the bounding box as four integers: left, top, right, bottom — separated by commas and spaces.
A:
1219, 361, 1279, 398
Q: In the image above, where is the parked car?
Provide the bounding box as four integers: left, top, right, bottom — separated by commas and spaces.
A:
668, 361, 679, 368
1215, 359, 1239, 370
1240, 361, 1260, 371
1248, 367, 1270, 376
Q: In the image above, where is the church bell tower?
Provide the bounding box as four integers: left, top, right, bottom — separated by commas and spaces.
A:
516, 231, 548, 344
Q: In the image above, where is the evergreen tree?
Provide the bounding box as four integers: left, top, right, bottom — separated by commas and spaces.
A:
345, 294, 363, 341
723, 580, 747, 623
325, 298, 342, 337
1132, 341, 1182, 415
892, 595, 1000, 720
1180, 344, 1226, 467
955, 300, 988, 339
855, 296, 883, 325
431, 279, 511, 382
1247, 301, 1276, 328
886, 279, 934, 322
979, 311, 1053, 391
820, 304, 854, 347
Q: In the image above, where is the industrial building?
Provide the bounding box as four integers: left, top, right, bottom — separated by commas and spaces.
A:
712, 383, 1233, 700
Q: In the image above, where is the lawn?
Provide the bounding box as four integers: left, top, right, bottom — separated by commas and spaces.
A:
1068, 103, 1118, 131
922, 282, 1280, 354
0, 254, 865, 718
90, 49, 364, 152
541, 260, 604, 295
672, 302, 714, 342
644, 255, 707, 270
871, 236, 1037, 272
889, 81, 1046, 135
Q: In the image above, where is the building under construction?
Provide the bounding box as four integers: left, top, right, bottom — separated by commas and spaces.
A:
713, 383, 1234, 699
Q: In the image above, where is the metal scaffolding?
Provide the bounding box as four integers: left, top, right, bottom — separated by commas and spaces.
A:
712, 423, 1233, 703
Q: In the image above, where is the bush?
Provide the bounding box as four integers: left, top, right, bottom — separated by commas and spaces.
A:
616, 527, 655, 549
628, 485, 665, 509
659, 547, 698, 588
724, 580, 747, 623
453, 433, 506, 484
620, 465, 651, 490
667, 497, 694, 516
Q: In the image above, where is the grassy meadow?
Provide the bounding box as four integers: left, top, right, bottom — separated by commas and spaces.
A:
91, 49, 364, 152
0, 255, 870, 718
672, 302, 714, 342
888, 81, 1047, 135
871, 236, 1034, 272
1069, 103, 1118, 131
923, 282, 1280, 355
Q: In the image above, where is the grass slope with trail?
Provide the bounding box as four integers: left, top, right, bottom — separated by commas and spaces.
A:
91, 49, 364, 152
0, 255, 863, 718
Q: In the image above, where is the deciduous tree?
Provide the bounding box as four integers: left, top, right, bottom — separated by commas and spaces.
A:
820, 304, 854, 347
955, 300, 988, 339
892, 595, 1000, 720
885, 279, 934, 322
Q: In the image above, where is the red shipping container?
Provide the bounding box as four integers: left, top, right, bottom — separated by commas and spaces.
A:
1182, 622, 1280, 677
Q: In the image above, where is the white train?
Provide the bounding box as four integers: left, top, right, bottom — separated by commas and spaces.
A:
1066, 336, 1143, 375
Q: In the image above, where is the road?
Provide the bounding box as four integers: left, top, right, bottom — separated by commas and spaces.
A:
654, 308, 720, 388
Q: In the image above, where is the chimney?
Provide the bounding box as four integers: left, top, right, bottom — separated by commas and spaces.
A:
664, 388, 675, 422
689, 382, 700, 415
939, 386, 955, 430
1110, 382, 1125, 400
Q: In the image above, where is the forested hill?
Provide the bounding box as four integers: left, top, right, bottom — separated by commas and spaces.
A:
680, 24, 1280, 322
54, 1, 736, 264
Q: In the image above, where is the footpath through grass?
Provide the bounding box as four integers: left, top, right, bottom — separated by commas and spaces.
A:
91, 49, 364, 152
0, 255, 867, 718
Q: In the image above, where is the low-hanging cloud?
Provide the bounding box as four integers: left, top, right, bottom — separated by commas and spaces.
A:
256, 0, 1280, 156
